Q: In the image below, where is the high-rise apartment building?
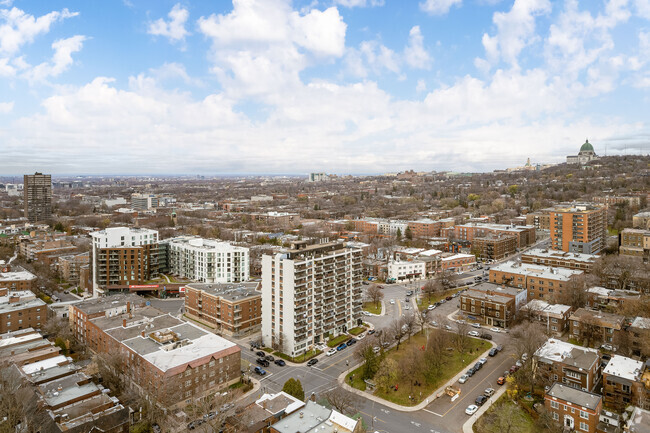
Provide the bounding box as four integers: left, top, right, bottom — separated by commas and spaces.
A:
23, 172, 52, 222
261, 241, 363, 357
90, 227, 159, 295
161, 236, 249, 283
550, 204, 607, 254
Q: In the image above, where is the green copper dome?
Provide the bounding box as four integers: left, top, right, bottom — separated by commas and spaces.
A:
580, 139, 594, 153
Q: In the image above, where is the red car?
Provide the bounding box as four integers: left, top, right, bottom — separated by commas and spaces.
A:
497, 377, 506, 385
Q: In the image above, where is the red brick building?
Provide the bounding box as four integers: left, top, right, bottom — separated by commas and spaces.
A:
545, 383, 602, 433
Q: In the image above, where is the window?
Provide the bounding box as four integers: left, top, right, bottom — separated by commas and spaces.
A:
579, 421, 589, 431
580, 410, 588, 420
550, 401, 559, 409
552, 412, 559, 421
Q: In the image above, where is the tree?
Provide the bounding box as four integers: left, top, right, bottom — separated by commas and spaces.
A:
453, 322, 470, 353
366, 285, 384, 308
0, 362, 45, 433
282, 378, 305, 401
423, 329, 451, 383
374, 358, 398, 393
399, 344, 423, 397
405, 227, 413, 240
402, 313, 417, 341
553, 274, 588, 309
437, 268, 459, 291
509, 322, 548, 393
355, 339, 381, 380
476, 401, 527, 433
390, 318, 407, 351
322, 387, 361, 415
422, 279, 442, 304
396, 228, 402, 239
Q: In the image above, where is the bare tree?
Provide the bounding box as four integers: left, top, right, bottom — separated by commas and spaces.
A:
0, 363, 45, 433
322, 387, 361, 415
402, 313, 417, 341
390, 318, 407, 351
421, 279, 442, 304
366, 285, 384, 308
423, 329, 451, 383
509, 322, 548, 393
553, 274, 588, 309
453, 322, 470, 353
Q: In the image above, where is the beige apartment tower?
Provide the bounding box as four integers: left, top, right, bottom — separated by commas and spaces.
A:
23, 172, 52, 222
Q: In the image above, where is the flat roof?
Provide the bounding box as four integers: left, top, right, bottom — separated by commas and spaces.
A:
471, 282, 524, 297
0, 291, 46, 315
184, 282, 260, 302
602, 355, 644, 381
522, 248, 598, 262
74, 293, 144, 315
21, 355, 72, 375
523, 300, 572, 316
547, 383, 601, 410
0, 270, 36, 282
534, 338, 598, 370
570, 308, 625, 328
631, 317, 650, 330
491, 261, 583, 281
270, 401, 332, 433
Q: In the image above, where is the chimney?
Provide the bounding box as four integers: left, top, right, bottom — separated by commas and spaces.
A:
299, 412, 304, 419
123, 319, 127, 328
8, 295, 20, 303
141, 330, 145, 338
126, 302, 131, 313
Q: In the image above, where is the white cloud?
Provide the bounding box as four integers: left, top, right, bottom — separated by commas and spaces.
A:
333, 0, 384, 7
25, 35, 86, 82
419, 0, 462, 15
477, 0, 551, 70
197, 0, 346, 98
636, 0, 650, 19
416, 79, 426, 92
0, 6, 77, 54
147, 3, 189, 43
0, 100, 13, 113
404, 26, 431, 69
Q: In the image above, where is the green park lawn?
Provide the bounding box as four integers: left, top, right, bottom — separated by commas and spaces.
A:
363, 302, 382, 315
347, 332, 491, 406
473, 396, 536, 433
327, 334, 350, 347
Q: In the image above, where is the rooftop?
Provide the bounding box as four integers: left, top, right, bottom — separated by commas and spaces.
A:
270, 400, 358, 433
491, 261, 583, 281
630, 317, 650, 330
0, 290, 46, 315
523, 300, 572, 316
547, 383, 601, 410
184, 282, 260, 302
602, 355, 644, 381
0, 269, 37, 282
570, 308, 625, 329
74, 293, 144, 315
522, 248, 598, 263
534, 338, 599, 370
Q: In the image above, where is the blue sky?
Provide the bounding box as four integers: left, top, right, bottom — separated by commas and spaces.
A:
1, 0, 649, 175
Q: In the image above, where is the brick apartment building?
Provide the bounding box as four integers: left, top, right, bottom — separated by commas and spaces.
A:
183, 282, 261, 336
602, 355, 650, 411
57, 252, 90, 284
628, 317, 650, 358
0, 328, 61, 366
0, 288, 47, 333
522, 300, 573, 337
633, 211, 650, 229
407, 219, 444, 238
0, 267, 36, 291
444, 222, 536, 248
534, 339, 601, 392
70, 297, 241, 408
545, 383, 602, 433
569, 308, 625, 348
585, 287, 640, 311
619, 228, 649, 259
526, 211, 551, 230
459, 283, 527, 328
550, 204, 607, 254
489, 261, 583, 302
19, 237, 79, 265
521, 248, 598, 271
471, 233, 518, 261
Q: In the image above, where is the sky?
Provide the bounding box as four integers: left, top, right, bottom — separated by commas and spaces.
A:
1, 0, 649, 176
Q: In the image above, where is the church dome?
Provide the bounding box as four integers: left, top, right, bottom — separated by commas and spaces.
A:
579, 139, 594, 153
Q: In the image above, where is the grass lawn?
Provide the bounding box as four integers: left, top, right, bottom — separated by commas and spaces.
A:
473, 395, 536, 433
349, 326, 365, 336
346, 332, 491, 406
327, 334, 350, 347
363, 302, 382, 315
273, 349, 322, 363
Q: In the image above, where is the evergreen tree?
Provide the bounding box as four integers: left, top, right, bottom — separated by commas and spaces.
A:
282, 378, 305, 401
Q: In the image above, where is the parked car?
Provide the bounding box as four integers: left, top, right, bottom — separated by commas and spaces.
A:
468, 331, 480, 337
373, 346, 381, 354
496, 345, 503, 352
510, 365, 519, 373
490, 327, 501, 333
445, 296, 453, 301
484, 388, 495, 397
307, 358, 318, 366
457, 319, 466, 324
471, 323, 481, 329
346, 339, 357, 347
515, 360, 523, 368
406, 290, 413, 296
431, 321, 439, 327
390, 299, 395, 304
480, 333, 492, 340
357, 333, 366, 340
488, 348, 498, 357
521, 353, 528, 362
336, 343, 347, 351
274, 359, 286, 366
465, 405, 479, 415
459, 374, 469, 384
256, 358, 269, 367
475, 395, 488, 406
265, 355, 275, 362
478, 357, 488, 365
473, 362, 482, 371
362, 281, 369, 285
256, 351, 265, 357
326, 348, 337, 356
444, 325, 453, 331
404, 305, 411, 310
428, 305, 436, 310
466, 368, 475, 377
254, 366, 266, 375
601, 343, 615, 351
497, 377, 506, 385
368, 329, 375, 335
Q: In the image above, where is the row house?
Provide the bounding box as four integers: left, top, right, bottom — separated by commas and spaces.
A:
585, 287, 640, 311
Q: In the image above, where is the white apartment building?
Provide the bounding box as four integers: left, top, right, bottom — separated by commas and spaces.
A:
387, 260, 426, 281
163, 236, 249, 283
261, 241, 363, 357
131, 193, 158, 210
90, 227, 159, 295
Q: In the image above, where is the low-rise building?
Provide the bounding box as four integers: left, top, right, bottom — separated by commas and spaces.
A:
269, 400, 361, 433
633, 211, 650, 229
183, 282, 261, 337
0, 288, 47, 333
521, 248, 598, 271
544, 383, 602, 433
619, 228, 650, 259
471, 233, 517, 261
490, 261, 584, 302
387, 259, 426, 281
628, 317, 650, 358
569, 308, 625, 349
444, 222, 536, 248
70, 297, 241, 408
534, 338, 601, 392
602, 355, 650, 411
585, 287, 640, 311
0, 267, 36, 291
57, 252, 90, 284
224, 391, 305, 433
438, 252, 476, 273
521, 300, 573, 337
459, 283, 527, 328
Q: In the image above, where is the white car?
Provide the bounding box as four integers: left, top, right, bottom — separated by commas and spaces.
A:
490, 327, 501, 333
478, 357, 488, 365
428, 305, 436, 310
468, 331, 480, 337
404, 305, 411, 310
430, 321, 438, 327
465, 405, 479, 415
390, 299, 395, 304
357, 333, 366, 340
326, 348, 337, 356
459, 374, 469, 384
471, 323, 481, 329
444, 325, 453, 331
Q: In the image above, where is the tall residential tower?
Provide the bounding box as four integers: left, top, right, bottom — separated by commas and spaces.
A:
23, 172, 52, 222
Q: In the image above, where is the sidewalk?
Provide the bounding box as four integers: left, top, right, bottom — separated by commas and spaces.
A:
337, 341, 496, 412
462, 385, 508, 433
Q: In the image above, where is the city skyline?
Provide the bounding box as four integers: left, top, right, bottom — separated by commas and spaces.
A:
1, 0, 650, 175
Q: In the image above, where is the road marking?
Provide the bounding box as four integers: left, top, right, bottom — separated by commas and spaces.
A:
411, 421, 422, 427
422, 409, 443, 417
321, 352, 356, 371
359, 411, 386, 424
